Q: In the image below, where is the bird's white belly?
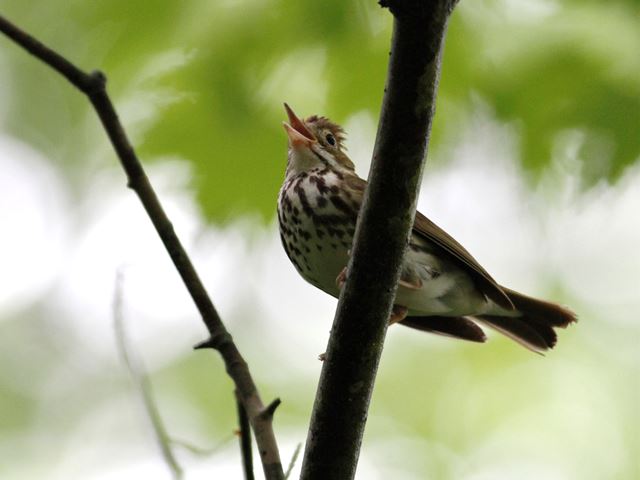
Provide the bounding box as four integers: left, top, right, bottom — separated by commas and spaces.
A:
397, 242, 488, 316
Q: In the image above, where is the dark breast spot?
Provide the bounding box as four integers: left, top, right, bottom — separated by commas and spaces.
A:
290, 256, 302, 271
315, 175, 329, 195
296, 185, 314, 217
327, 227, 344, 239
330, 195, 354, 217
280, 233, 291, 255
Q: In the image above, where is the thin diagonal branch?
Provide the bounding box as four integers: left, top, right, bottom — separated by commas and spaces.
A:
284, 443, 302, 479
113, 271, 183, 480
300, 1, 458, 478
0, 14, 284, 480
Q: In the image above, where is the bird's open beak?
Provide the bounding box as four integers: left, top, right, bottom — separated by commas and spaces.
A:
283, 103, 316, 147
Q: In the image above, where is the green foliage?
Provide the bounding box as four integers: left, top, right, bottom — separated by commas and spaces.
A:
443, 3, 640, 184
2, 0, 637, 221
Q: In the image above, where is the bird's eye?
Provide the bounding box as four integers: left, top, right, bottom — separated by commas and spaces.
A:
325, 133, 336, 146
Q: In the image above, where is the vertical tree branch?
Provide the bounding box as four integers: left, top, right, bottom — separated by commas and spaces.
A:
235, 393, 255, 480
300, 1, 458, 478
0, 15, 284, 480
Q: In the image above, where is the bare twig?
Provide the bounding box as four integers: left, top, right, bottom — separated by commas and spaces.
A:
170, 436, 235, 457
235, 393, 255, 480
0, 14, 284, 480
113, 271, 183, 480
300, 1, 458, 478
284, 443, 302, 479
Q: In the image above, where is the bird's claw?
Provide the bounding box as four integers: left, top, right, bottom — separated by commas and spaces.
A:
389, 305, 408, 325
335, 267, 347, 290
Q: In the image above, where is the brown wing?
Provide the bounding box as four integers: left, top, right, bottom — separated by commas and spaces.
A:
413, 211, 514, 310
345, 173, 514, 310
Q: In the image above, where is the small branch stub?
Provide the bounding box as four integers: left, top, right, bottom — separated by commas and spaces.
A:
260, 398, 282, 420
88, 69, 107, 92
193, 332, 233, 351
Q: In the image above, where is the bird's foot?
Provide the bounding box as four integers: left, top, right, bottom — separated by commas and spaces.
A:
335, 267, 347, 289
398, 276, 422, 290
318, 307, 406, 361
389, 305, 408, 325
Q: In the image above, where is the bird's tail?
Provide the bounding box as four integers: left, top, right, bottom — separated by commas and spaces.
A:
400, 315, 487, 343
400, 288, 577, 353
475, 287, 577, 352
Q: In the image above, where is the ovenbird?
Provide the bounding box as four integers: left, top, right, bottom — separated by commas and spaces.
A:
278, 104, 576, 351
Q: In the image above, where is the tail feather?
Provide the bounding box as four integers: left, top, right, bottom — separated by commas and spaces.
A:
400, 316, 487, 343
503, 288, 577, 328
474, 315, 556, 352
477, 287, 577, 353
400, 289, 576, 353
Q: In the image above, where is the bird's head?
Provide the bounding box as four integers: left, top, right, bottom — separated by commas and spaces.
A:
282, 103, 355, 177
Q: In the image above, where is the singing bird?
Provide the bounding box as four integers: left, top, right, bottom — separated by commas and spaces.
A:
278, 104, 576, 352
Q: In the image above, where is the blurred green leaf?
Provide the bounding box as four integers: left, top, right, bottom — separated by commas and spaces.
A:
444, 2, 640, 183
1, 0, 638, 220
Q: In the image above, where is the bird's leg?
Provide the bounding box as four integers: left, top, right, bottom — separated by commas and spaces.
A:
319, 266, 350, 361
335, 267, 348, 290
335, 267, 409, 326
389, 305, 408, 325
398, 265, 423, 290
319, 304, 407, 361
398, 277, 422, 290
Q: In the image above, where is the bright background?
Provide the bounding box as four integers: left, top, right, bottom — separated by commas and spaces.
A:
0, 1, 638, 479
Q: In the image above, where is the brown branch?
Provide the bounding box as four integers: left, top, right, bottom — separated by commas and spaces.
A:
235, 393, 255, 480
0, 14, 284, 480
300, 1, 458, 478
